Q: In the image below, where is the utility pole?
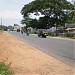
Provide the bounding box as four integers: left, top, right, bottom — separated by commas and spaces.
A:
1, 18, 2, 25
0, 18, 3, 30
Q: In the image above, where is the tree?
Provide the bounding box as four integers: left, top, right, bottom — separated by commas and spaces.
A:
8, 26, 14, 31
21, 16, 39, 28
37, 16, 52, 29
72, 0, 75, 23
21, 0, 74, 28
21, 17, 32, 28
29, 19, 38, 28
0, 25, 8, 31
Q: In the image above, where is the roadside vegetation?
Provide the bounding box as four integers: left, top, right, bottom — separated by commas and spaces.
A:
20, 0, 75, 39
48, 32, 75, 39
0, 25, 14, 31
47, 27, 75, 39
0, 62, 13, 75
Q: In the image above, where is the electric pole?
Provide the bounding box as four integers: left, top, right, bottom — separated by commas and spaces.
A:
0, 18, 3, 30
1, 18, 2, 25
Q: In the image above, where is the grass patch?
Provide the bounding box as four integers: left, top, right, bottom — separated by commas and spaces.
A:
0, 62, 13, 75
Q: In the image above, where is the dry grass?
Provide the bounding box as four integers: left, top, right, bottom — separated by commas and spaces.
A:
0, 32, 74, 75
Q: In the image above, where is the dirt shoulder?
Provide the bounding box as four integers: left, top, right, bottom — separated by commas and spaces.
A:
0, 31, 74, 75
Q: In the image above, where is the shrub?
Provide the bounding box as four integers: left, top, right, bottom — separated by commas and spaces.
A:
48, 32, 55, 36
64, 33, 74, 37
0, 62, 13, 75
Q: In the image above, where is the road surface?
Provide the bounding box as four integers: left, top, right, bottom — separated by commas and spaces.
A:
8, 31, 75, 67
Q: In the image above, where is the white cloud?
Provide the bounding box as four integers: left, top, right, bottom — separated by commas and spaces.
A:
0, 10, 22, 19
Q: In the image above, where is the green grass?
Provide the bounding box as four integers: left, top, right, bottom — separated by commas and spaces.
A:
0, 62, 13, 75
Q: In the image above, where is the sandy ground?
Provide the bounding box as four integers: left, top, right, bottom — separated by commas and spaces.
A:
0, 31, 74, 75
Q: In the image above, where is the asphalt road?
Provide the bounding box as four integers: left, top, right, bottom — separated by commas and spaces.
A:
8, 31, 75, 67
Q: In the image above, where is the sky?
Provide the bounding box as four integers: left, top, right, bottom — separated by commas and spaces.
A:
0, 0, 72, 26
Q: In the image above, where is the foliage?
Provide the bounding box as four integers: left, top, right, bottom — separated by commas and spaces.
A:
37, 16, 52, 29
64, 32, 74, 37
21, 17, 39, 29
0, 62, 13, 75
48, 32, 55, 36
0, 25, 14, 31
0, 25, 8, 31
21, 17, 32, 28
8, 26, 14, 31
29, 19, 38, 28
21, 0, 74, 29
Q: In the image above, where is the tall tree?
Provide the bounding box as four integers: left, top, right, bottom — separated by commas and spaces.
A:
29, 19, 38, 28
21, 0, 74, 28
21, 17, 32, 28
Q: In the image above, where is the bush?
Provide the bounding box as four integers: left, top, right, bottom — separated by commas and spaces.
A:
64, 33, 74, 37
0, 62, 13, 75
48, 32, 55, 36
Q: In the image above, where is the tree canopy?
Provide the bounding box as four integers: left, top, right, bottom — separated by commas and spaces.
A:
21, 0, 74, 29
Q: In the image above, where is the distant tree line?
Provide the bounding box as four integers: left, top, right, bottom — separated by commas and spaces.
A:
0, 25, 14, 31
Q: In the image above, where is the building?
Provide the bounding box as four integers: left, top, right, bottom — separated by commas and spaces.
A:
65, 23, 75, 34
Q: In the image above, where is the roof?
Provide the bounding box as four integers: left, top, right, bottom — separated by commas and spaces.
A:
66, 28, 75, 30
65, 23, 75, 28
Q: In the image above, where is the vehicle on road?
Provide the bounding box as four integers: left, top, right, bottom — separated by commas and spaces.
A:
17, 29, 20, 32
38, 30, 48, 38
